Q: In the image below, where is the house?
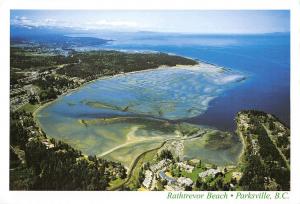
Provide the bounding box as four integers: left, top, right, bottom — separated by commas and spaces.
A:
177, 177, 193, 187
177, 162, 194, 173
142, 170, 153, 189
41, 139, 55, 149
150, 159, 170, 172
199, 168, 221, 179
165, 184, 185, 191
232, 172, 243, 181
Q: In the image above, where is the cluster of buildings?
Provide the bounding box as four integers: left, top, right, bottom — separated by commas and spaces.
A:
10, 70, 47, 111
199, 168, 222, 180
10, 66, 85, 112
141, 156, 243, 191
10, 84, 38, 111
142, 159, 195, 191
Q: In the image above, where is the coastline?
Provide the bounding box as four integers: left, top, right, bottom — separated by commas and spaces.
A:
31, 58, 245, 166
32, 63, 203, 120
32, 55, 237, 121
31, 62, 204, 149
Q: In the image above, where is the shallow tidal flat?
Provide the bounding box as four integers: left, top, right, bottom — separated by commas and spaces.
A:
36, 63, 245, 168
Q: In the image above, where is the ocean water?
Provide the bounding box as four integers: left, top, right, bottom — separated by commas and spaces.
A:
36, 63, 244, 164
47, 64, 243, 120
92, 32, 290, 130
35, 32, 288, 165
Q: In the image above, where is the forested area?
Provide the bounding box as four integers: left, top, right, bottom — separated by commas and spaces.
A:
237, 110, 290, 191
10, 47, 77, 70
10, 110, 127, 190
56, 51, 198, 79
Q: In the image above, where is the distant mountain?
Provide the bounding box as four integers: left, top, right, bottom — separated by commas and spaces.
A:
10, 25, 111, 48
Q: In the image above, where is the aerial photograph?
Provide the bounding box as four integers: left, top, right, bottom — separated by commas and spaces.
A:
9, 10, 290, 191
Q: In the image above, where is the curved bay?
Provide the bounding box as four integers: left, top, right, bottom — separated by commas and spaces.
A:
36, 65, 244, 167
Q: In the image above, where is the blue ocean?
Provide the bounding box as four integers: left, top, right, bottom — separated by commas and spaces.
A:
80, 32, 290, 131
30, 31, 289, 164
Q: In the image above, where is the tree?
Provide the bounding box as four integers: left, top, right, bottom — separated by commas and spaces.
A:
119, 167, 127, 179
197, 160, 202, 168
185, 185, 192, 191
195, 177, 203, 188
10, 120, 29, 149
158, 149, 173, 161
29, 95, 38, 104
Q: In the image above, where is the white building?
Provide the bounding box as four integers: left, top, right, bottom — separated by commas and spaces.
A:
199, 169, 221, 178
142, 170, 153, 189
164, 184, 185, 191
177, 162, 194, 173
150, 159, 170, 172
177, 177, 193, 187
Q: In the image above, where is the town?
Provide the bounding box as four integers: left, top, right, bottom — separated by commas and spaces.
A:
136, 149, 242, 191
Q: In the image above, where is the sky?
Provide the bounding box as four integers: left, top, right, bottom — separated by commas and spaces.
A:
10, 10, 290, 34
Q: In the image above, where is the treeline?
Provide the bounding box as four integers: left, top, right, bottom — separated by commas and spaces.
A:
10, 110, 127, 190
56, 51, 198, 79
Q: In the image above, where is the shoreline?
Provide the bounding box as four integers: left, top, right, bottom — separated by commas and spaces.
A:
31, 58, 244, 167
32, 52, 236, 120
32, 63, 204, 119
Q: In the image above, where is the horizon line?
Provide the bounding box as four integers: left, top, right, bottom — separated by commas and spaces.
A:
11, 24, 291, 36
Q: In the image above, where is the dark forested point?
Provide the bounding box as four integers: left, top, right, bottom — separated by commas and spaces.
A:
236, 110, 290, 191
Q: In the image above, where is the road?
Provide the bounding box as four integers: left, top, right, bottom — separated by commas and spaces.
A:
109, 129, 207, 191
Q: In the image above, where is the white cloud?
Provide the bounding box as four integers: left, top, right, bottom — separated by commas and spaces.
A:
12, 16, 34, 26
11, 15, 140, 31
12, 16, 82, 29
94, 20, 138, 27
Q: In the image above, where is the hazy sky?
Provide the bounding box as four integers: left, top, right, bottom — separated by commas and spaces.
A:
11, 10, 290, 34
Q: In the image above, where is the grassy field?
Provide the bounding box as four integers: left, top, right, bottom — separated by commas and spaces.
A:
180, 167, 205, 182
108, 178, 126, 190
125, 148, 158, 190
19, 103, 40, 113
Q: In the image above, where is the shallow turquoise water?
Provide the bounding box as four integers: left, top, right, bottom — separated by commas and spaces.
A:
38, 64, 244, 121
36, 64, 244, 165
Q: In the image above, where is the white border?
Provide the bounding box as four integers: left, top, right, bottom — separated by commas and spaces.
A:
1, 0, 299, 204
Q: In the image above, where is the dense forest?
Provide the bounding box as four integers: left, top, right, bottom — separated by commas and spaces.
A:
57, 51, 198, 79
10, 110, 127, 190
11, 47, 197, 73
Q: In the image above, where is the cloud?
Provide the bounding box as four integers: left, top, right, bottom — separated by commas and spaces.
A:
12, 16, 50, 27
94, 20, 137, 27
11, 15, 139, 31
12, 16, 34, 26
